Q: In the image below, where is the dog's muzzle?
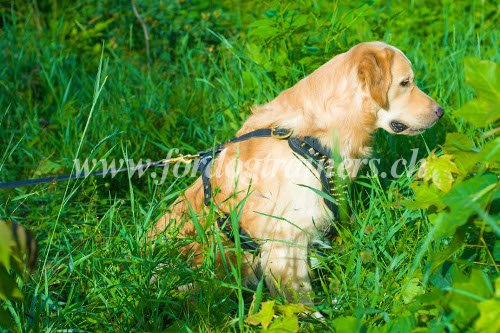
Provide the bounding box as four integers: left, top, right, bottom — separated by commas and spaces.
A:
390, 121, 409, 133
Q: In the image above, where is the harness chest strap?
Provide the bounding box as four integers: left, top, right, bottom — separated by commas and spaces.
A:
199, 128, 343, 251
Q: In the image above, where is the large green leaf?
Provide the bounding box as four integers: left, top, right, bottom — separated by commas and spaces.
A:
447, 269, 493, 328
453, 269, 494, 300
442, 173, 497, 219
429, 174, 498, 238
266, 315, 299, 332
455, 98, 498, 128
475, 298, 500, 333
0, 223, 14, 271
275, 303, 308, 317
430, 230, 465, 272
387, 315, 416, 332
245, 300, 275, 329
332, 316, 362, 333
463, 57, 500, 104
441, 133, 481, 174
404, 182, 446, 210
0, 266, 23, 301
480, 137, 500, 164
401, 277, 425, 304
441, 133, 476, 153
455, 58, 500, 127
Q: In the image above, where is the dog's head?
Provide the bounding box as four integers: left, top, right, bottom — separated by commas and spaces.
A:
353, 42, 443, 135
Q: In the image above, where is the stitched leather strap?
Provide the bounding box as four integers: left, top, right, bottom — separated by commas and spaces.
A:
288, 137, 339, 219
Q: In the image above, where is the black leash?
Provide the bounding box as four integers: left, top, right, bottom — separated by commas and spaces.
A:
2, 127, 343, 252
0, 161, 166, 190
0, 128, 290, 190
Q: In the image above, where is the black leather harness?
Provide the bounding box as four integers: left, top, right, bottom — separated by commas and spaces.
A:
198, 128, 343, 251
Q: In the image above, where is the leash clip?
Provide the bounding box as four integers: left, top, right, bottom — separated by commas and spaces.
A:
271, 127, 292, 139
162, 153, 199, 165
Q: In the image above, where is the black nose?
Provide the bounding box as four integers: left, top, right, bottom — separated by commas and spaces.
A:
435, 106, 444, 118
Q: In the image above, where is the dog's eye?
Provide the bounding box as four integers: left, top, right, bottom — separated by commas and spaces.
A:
400, 79, 410, 87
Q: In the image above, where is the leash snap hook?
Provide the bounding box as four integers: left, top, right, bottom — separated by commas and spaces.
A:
163, 153, 199, 165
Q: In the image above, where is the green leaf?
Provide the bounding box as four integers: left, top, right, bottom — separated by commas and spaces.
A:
455, 57, 500, 127
450, 150, 480, 175
402, 278, 425, 304
251, 278, 264, 315
404, 182, 446, 210
0, 222, 15, 271
442, 132, 476, 153
429, 174, 498, 238
419, 153, 460, 192
332, 316, 362, 333
430, 230, 465, 272
245, 300, 275, 329
431, 212, 459, 239
453, 269, 493, 300
0, 265, 23, 301
276, 303, 308, 317
249, 25, 280, 40
442, 174, 497, 220
454, 98, 499, 128
446, 269, 493, 327
248, 19, 280, 39
266, 315, 299, 332
475, 298, 500, 333
246, 43, 267, 66
441, 132, 480, 174
480, 137, 500, 164
463, 57, 500, 104
387, 315, 416, 332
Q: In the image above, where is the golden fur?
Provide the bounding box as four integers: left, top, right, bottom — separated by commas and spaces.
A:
149, 41, 442, 307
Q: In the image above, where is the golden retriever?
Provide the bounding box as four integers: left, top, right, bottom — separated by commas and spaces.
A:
149, 41, 443, 309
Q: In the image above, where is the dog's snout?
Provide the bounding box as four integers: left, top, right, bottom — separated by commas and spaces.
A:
435, 106, 444, 118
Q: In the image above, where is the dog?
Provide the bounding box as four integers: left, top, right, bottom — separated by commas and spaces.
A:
149, 41, 443, 308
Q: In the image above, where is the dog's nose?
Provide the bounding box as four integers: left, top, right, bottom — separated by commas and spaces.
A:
435, 106, 444, 118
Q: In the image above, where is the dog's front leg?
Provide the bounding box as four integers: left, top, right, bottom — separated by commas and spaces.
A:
259, 236, 314, 305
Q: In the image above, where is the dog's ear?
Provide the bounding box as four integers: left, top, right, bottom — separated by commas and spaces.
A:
357, 48, 394, 110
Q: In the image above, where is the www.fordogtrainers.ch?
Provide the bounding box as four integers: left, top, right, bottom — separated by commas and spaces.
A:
73, 148, 422, 185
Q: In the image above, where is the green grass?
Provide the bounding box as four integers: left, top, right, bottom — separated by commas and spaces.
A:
0, 0, 498, 331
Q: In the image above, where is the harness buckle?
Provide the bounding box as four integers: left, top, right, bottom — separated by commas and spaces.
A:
271, 127, 292, 139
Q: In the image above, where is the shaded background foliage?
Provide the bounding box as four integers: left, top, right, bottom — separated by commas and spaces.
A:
0, 0, 498, 331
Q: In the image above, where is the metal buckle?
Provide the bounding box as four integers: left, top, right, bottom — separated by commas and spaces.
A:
271, 127, 292, 139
